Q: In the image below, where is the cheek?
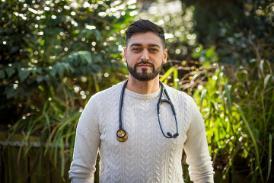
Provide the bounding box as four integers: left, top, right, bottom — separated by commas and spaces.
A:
154, 55, 165, 63
126, 54, 140, 62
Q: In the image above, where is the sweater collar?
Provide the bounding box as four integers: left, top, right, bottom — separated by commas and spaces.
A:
125, 87, 161, 100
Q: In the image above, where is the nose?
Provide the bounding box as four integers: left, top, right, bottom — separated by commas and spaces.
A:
140, 49, 149, 61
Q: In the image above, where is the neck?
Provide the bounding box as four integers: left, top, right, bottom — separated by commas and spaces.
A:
127, 75, 160, 94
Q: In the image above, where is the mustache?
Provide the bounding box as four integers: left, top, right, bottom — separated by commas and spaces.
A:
135, 60, 154, 67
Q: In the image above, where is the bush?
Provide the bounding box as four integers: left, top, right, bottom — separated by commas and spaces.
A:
0, 0, 136, 181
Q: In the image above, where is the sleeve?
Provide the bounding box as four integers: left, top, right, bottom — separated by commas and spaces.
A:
183, 97, 214, 183
69, 96, 100, 183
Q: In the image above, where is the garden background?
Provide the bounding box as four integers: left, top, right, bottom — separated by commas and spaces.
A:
0, 0, 273, 182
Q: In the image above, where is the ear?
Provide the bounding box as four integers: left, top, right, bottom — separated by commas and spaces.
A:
123, 47, 127, 62
163, 48, 168, 64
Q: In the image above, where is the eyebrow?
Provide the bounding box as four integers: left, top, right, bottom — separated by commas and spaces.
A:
129, 43, 161, 48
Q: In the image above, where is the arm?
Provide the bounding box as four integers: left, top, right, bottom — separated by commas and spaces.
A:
184, 97, 214, 183
69, 96, 100, 183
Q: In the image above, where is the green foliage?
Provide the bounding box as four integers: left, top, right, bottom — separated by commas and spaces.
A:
183, 0, 274, 64
179, 0, 274, 181
138, 2, 197, 61
193, 66, 248, 180
193, 52, 273, 182
233, 59, 273, 182
0, 0, 136, 125
162, 44, 273, 182
0, 0, 136, 181
1, 0, 273, 182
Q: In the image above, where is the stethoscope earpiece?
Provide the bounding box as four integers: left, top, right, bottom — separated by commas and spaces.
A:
166, 132, 172, 137
173, 133, 179, 138
166, 132, 179, 138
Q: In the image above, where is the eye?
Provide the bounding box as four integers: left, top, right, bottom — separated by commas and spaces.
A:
149, 48, 159, 53
131, 47, 142, 53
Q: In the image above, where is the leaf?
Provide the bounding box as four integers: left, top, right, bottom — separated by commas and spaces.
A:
0, 70, 5, 79
160, 67, 176, 82
66, 51, 92, 65
36, 76, 45, 83
51, 61, 74, 78
6, 67, 15, 78
95, 30, 102, 41
19, 69, 30, 82
78, 51, 92, 64
53, 63, 65, 77
192, 45, 203, 59
224, 84, 232, 112
205, 47, 215, 59
5, 86, 17, 99
200, 89, 207, 108
267, 134, 272, 181
263, 74, 271, 89
236, 104, 264, 181
259, 60, 264, 77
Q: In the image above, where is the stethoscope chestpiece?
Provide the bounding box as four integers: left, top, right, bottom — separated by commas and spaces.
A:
116, 129, 128, 142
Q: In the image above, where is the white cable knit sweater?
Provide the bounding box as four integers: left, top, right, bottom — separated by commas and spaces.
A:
69, 81, 214, 183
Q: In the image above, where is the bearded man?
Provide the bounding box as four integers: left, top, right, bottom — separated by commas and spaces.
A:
69, 19, 214, 183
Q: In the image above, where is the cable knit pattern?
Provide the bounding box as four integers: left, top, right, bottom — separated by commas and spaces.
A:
69, 81, 214, 183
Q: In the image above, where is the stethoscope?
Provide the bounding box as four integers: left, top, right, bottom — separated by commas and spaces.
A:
116, 80, 179, 142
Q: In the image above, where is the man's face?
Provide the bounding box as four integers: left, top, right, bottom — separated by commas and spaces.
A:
124, 32, 168, 81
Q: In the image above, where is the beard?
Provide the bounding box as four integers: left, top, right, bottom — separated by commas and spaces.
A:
126, 60, 163, 81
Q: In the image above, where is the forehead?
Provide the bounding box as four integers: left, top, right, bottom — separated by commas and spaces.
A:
127, 32, 163, 47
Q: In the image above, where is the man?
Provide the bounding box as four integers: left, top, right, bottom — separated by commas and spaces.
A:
69, 19, 214, 183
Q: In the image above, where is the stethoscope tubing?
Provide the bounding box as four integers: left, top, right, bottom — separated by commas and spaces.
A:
157, 82, 179, 138
119, 80, 128, 130
117, 80, 179, 142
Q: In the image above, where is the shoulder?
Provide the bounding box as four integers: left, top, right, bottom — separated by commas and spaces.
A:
163, 84, 196, 106
163, 85, 203, 130
79, 81, 124, 121
85, 81, 125, 106
89, 81, 125, 103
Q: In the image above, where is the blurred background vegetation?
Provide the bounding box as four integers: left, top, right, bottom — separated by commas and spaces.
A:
0, 0, 273, 182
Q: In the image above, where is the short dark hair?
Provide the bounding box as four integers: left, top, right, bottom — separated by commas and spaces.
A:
125, 19, 165, 47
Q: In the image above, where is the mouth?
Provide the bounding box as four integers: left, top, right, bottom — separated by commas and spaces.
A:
136, 62, 154, 68
137, 64, 152, 67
